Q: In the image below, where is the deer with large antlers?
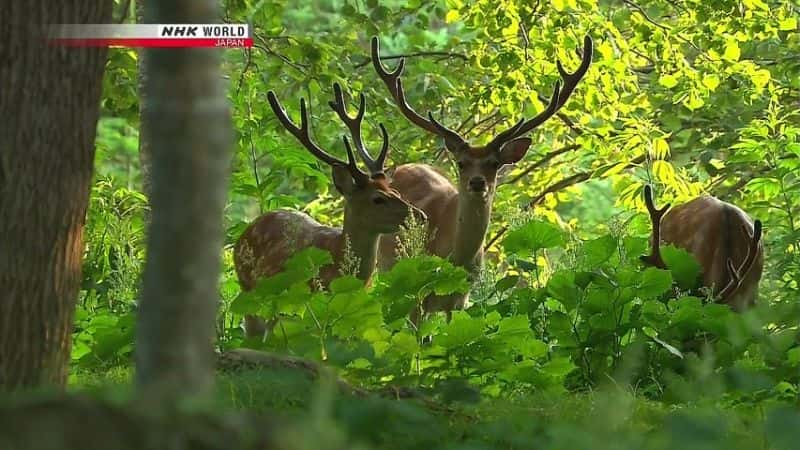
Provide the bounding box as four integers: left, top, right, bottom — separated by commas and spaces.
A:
640, 185, 764, 311
234, 84, 424, 337
371, 36, 594, 323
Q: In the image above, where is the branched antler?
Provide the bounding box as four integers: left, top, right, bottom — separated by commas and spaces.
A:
327, 83, 389, 176
717, 220, 762, 299
640, 185, 671, 268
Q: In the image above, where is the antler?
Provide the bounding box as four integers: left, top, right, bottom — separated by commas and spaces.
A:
717, 220, 763, 299
370, 35, 593, 153
640, 185, 671, 268
327, 82, 390, 176
267, 90, 369, 185
494, 35, 594, 145
370, 37, 467, 151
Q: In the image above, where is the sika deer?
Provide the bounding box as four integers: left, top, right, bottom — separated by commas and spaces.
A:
235, 84, 423, 337
641, 185, 764, 310
370, 35, 593, 323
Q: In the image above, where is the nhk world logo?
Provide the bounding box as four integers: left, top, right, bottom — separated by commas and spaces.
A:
50, 24, 252, 48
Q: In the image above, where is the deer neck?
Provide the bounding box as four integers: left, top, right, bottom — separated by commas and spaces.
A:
451, 189, 493, 276
341, 210, 380, 281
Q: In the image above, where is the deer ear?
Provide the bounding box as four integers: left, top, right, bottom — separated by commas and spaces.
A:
331, 165, 357, 195
498, 137, 532, 164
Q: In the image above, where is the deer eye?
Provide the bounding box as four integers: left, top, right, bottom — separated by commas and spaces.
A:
372, 195, 387, 205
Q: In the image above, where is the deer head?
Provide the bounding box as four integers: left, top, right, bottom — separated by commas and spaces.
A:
371, 35, 593, 200
267, 85, 424, 235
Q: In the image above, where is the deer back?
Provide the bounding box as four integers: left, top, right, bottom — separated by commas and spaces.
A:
234, 210, 344, 292
377, 163, 459, 269
660, 196, 764, 310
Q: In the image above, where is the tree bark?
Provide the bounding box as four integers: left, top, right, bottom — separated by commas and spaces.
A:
136, 0, 152, 197
134, 1, 232, 401
0, 2, 112, 390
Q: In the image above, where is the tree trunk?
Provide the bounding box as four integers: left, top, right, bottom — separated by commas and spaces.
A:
135, 1, 232, 401
136, 0, 152, 197
0, 2, 112, 390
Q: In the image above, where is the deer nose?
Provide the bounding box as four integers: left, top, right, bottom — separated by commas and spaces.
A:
469, 177, 487, 192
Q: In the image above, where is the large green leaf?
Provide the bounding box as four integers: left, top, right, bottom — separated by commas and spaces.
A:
638, 267, 673, 299
503, 220, 565, 256
661, 245, 702, 290
583, 235, 617, 267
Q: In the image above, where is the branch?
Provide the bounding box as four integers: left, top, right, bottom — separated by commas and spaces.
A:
536, 94, 585, 136
217, 349, 459, 414
620, 0, 707, 58
709, 165, 774, 201
115, 0, 132, 24
461, 110, 499, 135
236, 47, 253, 96
501, 143, 581, 185
354, 51, 468, 68
621, 0, 669, 31
484, 154, 646, 250
252, 34, 308, 74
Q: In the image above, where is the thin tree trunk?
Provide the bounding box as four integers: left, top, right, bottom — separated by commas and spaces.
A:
136, 0, 152, 197
135, 1, 232, 401
0, 2, 112, 390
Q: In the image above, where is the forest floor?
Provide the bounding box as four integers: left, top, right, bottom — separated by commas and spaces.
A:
71, 365, 796, 450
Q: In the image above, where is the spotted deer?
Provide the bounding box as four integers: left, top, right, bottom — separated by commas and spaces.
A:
371, 35, 593, 323
640, 185, 764, 310
234, 84, 424, 337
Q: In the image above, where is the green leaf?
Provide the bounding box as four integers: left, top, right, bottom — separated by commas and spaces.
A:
638, 267, 673, 298
787, 347, 800, 366
623, 237, 648, 260
670, 296, 704, 328
702, 74, 721, 90
658, 73, 679, 88
547, 311, 576, 347
653, 138, 670, 159
539, 356, 576, 378
445, 9, 460, 23
229, 290, 260, 315
588, 312, 617, 331
493, 315, 533, 351
438, 311, 485, 349
750, 69, 770, 89
723, 38, 740, 61
547, 270, 582, 310
390, 331, 420, 357
329, 290, 383, 338
520, 338, 548, 359
495, 275, 520, 292
584, 286, 616, 313
641, 300, 668, 327
330, 275, 363, 294
745, 177, 782, 198
661, 245, 702, 290
583, 235, 617, 266
285, 247, 332, 273
378, 255, 470, 304
653, 336, 683, 359
779, 17, 797, 31
503, 220, 564, 255
276, 282, 312, 310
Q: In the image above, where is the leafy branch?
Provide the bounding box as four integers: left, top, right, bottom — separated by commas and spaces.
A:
486, 154, 647, 250
354, 51, 468, 69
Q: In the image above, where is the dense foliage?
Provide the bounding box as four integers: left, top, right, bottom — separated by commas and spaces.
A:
79, 0, 799, 447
